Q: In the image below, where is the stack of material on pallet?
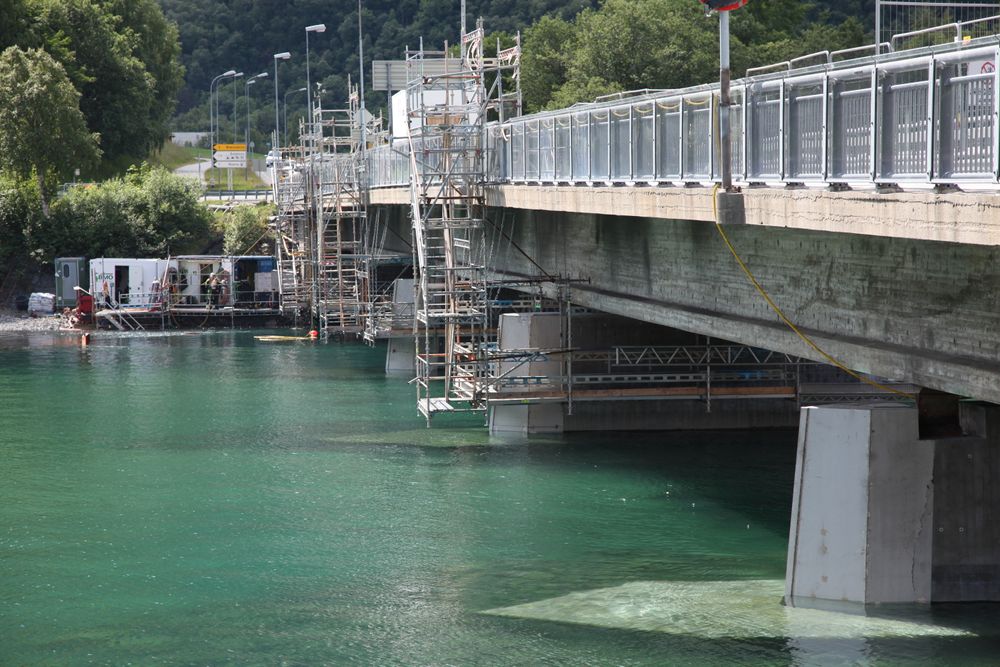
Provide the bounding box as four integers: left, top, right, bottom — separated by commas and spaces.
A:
27, 292, 55, 314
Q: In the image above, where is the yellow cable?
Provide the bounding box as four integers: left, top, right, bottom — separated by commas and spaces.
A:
710, 184, 916, 401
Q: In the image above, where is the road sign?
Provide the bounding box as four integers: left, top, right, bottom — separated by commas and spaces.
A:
213, 143, 246, 152
213, 150, 246, 169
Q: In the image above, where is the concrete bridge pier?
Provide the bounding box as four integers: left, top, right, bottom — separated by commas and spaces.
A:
488, 312, 566, 435
383, 278, 416, 374
385, 338, 415, 374
785, 402, 1000, 608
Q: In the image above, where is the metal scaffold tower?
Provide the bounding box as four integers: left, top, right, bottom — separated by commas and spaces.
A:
313, 85, 368, 337
270, 78, 391, 336
405, 20, 522, 423
271, 133, 309, 321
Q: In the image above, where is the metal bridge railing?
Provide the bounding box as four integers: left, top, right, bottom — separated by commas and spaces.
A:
364, 33, 1000, 190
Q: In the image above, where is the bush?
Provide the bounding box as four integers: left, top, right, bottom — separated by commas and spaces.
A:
221, 205, 273, 256
0, 175, 44, 266
44, 164, 214, 260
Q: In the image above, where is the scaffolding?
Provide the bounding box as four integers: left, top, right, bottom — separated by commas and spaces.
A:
268, 78, 398, 336
405, 21, 522, 422
312, 88, 367, 337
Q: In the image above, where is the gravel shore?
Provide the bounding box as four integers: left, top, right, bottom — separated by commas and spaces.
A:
0, 308, 66, 332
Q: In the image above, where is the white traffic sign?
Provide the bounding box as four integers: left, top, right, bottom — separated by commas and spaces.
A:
213, 150, 246, 169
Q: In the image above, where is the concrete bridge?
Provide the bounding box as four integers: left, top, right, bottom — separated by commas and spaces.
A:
354, 33, 1000, 607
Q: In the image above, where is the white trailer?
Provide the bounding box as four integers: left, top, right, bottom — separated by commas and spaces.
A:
89, 258, 176, 308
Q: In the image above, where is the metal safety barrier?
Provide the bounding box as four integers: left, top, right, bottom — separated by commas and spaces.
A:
364, 32, 1000, 189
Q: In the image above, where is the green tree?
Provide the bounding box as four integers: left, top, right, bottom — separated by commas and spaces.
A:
30, 0, 155, 171
0, 46, 100, 216
123, 164, 214, 255
522, 0, 866, 110
1, 0, 185, 172
221, 205, 272, 256
105, 0, 186, 157
538, 0, 718, 109
521, 15, 576, 112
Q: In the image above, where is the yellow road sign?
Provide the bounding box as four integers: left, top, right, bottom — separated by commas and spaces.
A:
213, 143, 247, 152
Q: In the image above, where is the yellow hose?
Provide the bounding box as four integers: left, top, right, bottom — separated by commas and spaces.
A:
711, 184, 916, 400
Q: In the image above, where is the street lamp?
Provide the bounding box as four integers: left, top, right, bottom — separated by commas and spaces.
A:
230, 72, 244, 142
305, 24, 326, 142
244, 72, 268, 150
284, 86, 307, 148
273, 52, 291, 152
357, 0, 367, 154
210, 70, 237, 159
209, 70, 237, 186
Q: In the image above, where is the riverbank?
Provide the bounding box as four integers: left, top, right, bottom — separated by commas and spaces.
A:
0, 308, 63, 333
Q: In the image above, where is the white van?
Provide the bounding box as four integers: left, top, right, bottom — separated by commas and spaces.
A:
265, 150, 280, 168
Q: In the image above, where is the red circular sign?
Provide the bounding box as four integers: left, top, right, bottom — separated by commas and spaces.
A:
699, 0, 749, 11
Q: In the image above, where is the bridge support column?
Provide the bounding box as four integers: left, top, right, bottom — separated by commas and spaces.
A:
933, 402, 1000, 601
785, 403, 934, 608
489, 312, 565, 434
786, 402, 1000, 608
385, 338, 415, 374
384, 278, 416, 374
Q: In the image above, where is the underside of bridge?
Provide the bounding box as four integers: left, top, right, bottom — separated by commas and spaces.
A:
372, 200, 1000, 407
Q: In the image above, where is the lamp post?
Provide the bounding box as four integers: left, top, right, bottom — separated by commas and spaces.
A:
305, 24, 326, 142
699, 0, 749, 192
244, 72, 268, 149
210, 70, 237, 185
229, 72, 244, 142
357, 0, 367, 155
284, 86, 307, 148
273, 52, 291, 152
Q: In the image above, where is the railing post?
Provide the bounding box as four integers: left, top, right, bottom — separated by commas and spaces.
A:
869, 67, 879, 182
994, 45, 1000, 182
680, 99, 686, 181
629, 103, 634, 182
926, 58, 936, 183
568, 116, 574, 182
550, 116, 556, 181
779, 78, 786, 181
588, 113, 593, 182
506, 125, 513, 182
742, 85, 749, 181
535, 120, 541, 180
710, 91, 717, 181
607, 108, 612, 182
653, 100, 659, 182
821, 73, 829, 183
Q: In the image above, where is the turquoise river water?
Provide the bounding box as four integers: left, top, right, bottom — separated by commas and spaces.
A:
1, 330, 999, 666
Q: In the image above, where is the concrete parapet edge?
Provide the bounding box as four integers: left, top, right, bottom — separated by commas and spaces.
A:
480, 185, 1000, 246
